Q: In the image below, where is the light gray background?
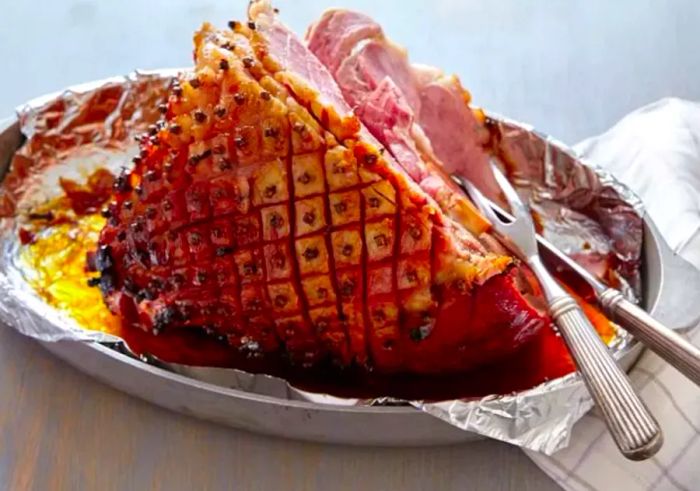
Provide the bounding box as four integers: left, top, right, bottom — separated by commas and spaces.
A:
2, 0, 700, 144
1, 1, 698, 490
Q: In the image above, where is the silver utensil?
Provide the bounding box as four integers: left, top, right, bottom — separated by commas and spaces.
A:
453, 183, 700, 388
459, 166, 663, 460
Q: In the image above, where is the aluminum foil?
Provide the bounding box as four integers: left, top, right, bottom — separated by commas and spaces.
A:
0, 71, 644, 455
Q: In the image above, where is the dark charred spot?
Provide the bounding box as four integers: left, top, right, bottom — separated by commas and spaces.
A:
340, 279, 355, 297
123, 200, 133, 211
409, 226, 422, 239
130, 220, 144, 233
274, 295, 288, 308
194, 110, 207, 123
139, 148, 149, 159
409, 328, 423, 342
302, 211, 315, 225
269, 212, 284, 229
316, 288, 328, 299
373, 234, 388, 247
219, 59, 230, 71
149, 279, 163, 292
134, 184, 143, 196
341, 244, 353, 257
188, 232, 202, 245
405, 268, 418, 283
331, 162, 348, 174
95, 245, 113, 272
145, 170, 158, 182
214, 105, 227, 118
272, 252, 286, 269
188, 149, 211, 166
163, 162, 173, 172
221, 41, 235, 51
145, 206, 157, 219
292, 122, 305, 133
134, 248, 150, 265
140, 288, 156, 301
302, 247, 319, 261
216, 246, 234, 257
368, 197, 380, 208
242, 57, 254, 68
87, 277, 101, 288
171, 273, 185, 286
235, 136, 247, 148
193, 271, 207, 285
157, 103, 168, 114
234, 92, 246, 105
99, 273, 115, 296
242, 262, 258, 276
117, 231, 127, 242
154, 305, 179, 331
147, 124, 158, 136
333, 201, 346, 213
173, 85, 183, 97
263, 185, 277, 198
364, 154, 378, 165
260, 91, 271, 101
228, 20, 239, 30
169, 123, 182, 135
123, 278, 139, 295
218, 159, 233, 171
113, 174, 132, 193
100, 207, 112, 219
132, 156, 142, 165
247, 21, 256, 30
263, 126, 278, 138
189, 78, 201, 89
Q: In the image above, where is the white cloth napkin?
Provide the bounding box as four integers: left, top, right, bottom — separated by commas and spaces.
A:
526, 98, 700, 491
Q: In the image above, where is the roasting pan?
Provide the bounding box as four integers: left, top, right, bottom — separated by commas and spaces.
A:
2, 102, 699, 447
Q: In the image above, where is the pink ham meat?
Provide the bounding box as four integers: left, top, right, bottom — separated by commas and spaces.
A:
306, 8, 502, 201
95, 1, 546, 375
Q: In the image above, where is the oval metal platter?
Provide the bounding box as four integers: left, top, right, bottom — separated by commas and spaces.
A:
2, 106, 700, 447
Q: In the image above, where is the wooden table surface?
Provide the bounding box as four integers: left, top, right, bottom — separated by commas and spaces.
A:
1, 1, 699, 490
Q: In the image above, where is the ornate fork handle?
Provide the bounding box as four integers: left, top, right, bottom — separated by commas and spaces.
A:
530, 257, 663, 460
600, 289, 700, 386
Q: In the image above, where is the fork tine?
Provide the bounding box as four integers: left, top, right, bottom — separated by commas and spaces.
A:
489, 162, 530, 218
455, 175, 505, 226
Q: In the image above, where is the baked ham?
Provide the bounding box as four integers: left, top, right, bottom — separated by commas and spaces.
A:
95, 1, 546, 374
306, 8, 503, 202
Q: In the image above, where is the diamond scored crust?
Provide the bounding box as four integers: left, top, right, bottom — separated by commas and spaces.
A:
96, 2, 545, 374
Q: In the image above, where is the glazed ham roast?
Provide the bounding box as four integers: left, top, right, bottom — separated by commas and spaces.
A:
95, 1, 547, 374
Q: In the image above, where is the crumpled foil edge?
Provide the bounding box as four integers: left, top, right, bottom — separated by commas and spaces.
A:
0, 70, 645, 455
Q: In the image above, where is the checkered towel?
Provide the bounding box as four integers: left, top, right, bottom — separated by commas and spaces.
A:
526, 99, 700, 491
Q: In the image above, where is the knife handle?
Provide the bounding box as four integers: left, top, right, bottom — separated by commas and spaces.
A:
600, 289, 700, 386
550, 296, 663, 460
